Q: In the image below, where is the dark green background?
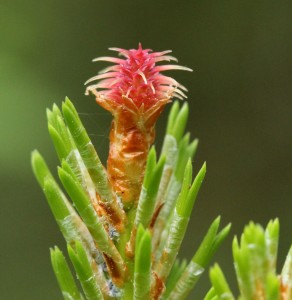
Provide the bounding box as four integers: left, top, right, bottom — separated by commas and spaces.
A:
1, 1, 292, 299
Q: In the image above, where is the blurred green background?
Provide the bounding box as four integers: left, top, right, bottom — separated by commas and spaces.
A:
1, 0, 292, 299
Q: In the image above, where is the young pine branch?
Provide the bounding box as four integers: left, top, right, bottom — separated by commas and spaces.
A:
32, 45, 230, 300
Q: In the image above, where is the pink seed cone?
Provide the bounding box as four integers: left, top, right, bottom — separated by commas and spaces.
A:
86, 44, 192, 207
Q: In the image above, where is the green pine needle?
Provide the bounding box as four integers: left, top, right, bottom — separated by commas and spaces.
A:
50, 246, 84, 300
155, 158, 204, 280
62, 98, 113, 205
135, 147, 166, 228
166, 101, 180, 135
134, 225, 152, 300
176, 161, 206, 218
68, 241, 103, 300
31, 150, 54, 188
170, 102, 189, 143
58, 164, 126, 278
209, 264, 234, 300
192, 217, 221, 267
164, 259, 188, 299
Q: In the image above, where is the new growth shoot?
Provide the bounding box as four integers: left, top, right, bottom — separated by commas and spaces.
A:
32, 45, 230, 300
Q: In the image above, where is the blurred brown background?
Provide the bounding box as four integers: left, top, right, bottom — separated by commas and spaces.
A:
1, 0, 292, 299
